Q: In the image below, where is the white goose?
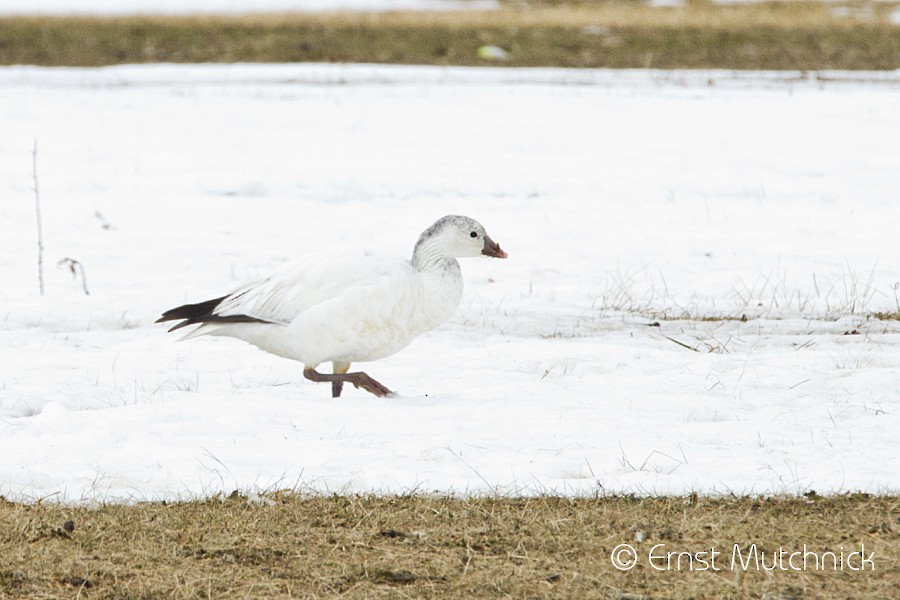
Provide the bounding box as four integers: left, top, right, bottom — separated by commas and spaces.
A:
157, 215, 507, 397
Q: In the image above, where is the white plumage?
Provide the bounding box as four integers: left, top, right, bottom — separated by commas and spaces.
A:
158, 215, 507, 397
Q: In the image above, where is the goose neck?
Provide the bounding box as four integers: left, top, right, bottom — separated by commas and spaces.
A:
412, 240, 455, 272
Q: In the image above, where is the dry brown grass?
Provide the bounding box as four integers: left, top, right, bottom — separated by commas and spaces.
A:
1, 1, 899, 69
1, 493, 897, 598
305, 1, 900, 29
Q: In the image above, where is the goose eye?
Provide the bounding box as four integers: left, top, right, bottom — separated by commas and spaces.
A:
470, 231, 478, 238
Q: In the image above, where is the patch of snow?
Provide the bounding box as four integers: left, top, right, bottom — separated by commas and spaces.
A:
647, 0, 685, 7
831, 5, 875, 20
476, 45, 509, 61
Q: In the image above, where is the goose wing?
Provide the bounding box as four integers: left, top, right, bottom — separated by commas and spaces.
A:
212, 250, 414, 326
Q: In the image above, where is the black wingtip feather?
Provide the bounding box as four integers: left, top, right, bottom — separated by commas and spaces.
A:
158, 295, 275, 333
157, 295, 229, 324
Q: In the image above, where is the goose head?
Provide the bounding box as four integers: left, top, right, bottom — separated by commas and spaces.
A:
412, 215, 507, 269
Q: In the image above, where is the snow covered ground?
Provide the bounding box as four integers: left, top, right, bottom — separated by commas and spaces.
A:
1, 64, 899, 502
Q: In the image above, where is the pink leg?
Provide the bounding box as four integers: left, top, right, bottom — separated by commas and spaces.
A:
303, 367, 394, 398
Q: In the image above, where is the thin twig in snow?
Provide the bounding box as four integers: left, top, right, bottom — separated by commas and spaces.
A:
662, 335, 699, 352
32, 139, 45, 296
58, 258, 90, 295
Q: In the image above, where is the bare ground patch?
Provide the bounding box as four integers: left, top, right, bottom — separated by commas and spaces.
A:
0, 493, 897, 598
1, 1, 899, 69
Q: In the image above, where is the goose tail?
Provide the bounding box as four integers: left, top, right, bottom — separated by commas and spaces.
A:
156, 295, 229, 332
156, 295, 274, 335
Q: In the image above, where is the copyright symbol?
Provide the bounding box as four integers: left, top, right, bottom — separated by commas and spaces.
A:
611, 543, 638, 570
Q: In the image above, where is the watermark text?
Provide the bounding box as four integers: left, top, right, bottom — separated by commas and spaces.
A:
611, 543, 875, 572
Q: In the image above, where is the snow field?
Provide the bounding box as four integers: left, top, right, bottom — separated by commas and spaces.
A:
1, 64, 899, 501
